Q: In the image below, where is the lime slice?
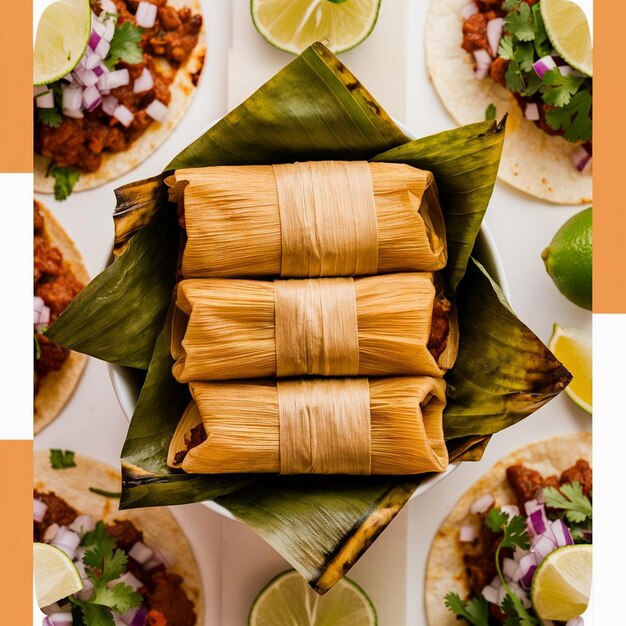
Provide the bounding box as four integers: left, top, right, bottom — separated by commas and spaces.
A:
34, 542, 83, 608
540, 0, 592, 77
548, 324, 592, 414
34, 0, 91, 86
251, 0, 381, 55
248, 569, 377, 626
531, 544, 592, 620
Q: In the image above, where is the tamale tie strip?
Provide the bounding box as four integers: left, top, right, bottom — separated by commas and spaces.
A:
278, 379, 372, 475
273, 161, 379, 276
274, 278, 360, 377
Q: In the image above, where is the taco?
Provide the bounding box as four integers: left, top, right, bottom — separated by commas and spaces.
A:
425, 0, 592, 205
34, 450, 204, 625
425, 432, 592, 624
34, 0, 206, 200
34, 200, 90, 433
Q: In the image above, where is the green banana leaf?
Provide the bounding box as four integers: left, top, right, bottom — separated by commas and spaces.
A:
46, 43, 571, 594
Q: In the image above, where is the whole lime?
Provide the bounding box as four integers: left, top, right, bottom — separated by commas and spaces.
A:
542, 207, 592, 310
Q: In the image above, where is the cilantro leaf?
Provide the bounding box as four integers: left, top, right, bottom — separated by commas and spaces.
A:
520, 72, 543, 97
38, 107, 62, 128
542, 69, 586, 107
69, 600, 116, 626
82, 521, 116, 550
545, 89, 592, 142
91, 582, 141, 613
49, 165, 80, 201
503, 0, 522, 10
532, 4, 552, 58
50, 449, 76, 469
498, 35, 515, 60
34, 334, 42, 360
485, 507, 508, 532
105, 22, 144, 69
485, 103, 496, 120
505, 61, 526, 93
514, 41, 535, 73
505, 2, 535, 42
543, 481, 592, 523
444, 592, 489, 626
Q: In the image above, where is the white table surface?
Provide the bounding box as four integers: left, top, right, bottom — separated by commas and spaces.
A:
34, 1, 592, 624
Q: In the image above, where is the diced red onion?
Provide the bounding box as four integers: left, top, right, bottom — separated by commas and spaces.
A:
47, 614, 73, 625
100, 0, 118, 14
98, 68, 130, 90
109, 571, 143, 591
550, 519, 574, 547
133, 68, 153, 93
74, 560, 88, 580
135, 1, 157, 28
104, 18, 116, 41
572, 145, 592, 173
120, 606, 148, 626
462, 2, 478, 18
129, 541, 154, 564
76, 578, 94, 601
93, 63, 107, 77
38, 305, 50, 327
508, 581, 532, 609
34, 296, 45, 314
94, 38, 111, 59
34, 499, 48, 522
101, 95, 119, 115
500, 504, 520, 519
532, 534, 556, 562
459, 524, 477, 542
82, 85, 102, 113
487, 18, 504, 57
63, 108, 85, 119
473, 49, 492, 80
566, 618, 584, 626
533, 55, 557, 79
43, 523, 60, 543
503, 557, 522, 582
83, 50, 100, 70
88, 29, 102, 51
558, 65, 585, 77
74, 65, 99, 87
525, 102, 540, 121
528, 508, 548, 536
113, 104, 135, 127
34, 89, 54, 109
481, 583, 499, 604
52, 528, 81, 560
145, 99, 168, 122
470, 493, 494, 515
69, 514, 95, 535
519, 553, 537, 588
497, 584, 507, 605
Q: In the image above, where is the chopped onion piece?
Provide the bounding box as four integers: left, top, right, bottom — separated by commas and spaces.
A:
145, 99, 168, 122
43, 523, 60, 543
121, 606, 148, 625
462, 2, 478, 18
508, 581, 532, 608
63, 108, 85, 119
528, 507, 548, 536
128, 540, 154, 564
82, 85, 102, 113
550, 519, 574, 546
566, 618, 584, 626
113, 104, 135, 127
109, 571, 143, 591
487, 18, 504, 57
469, 492, 494, 515
74, 65, 99, 88
93, 63, 107, 77
133, 68, 154, 93
100, 0, 118, 14
481, 584, 499, 604
102, 95, 119, 116
572, 145, 592, 173
94, 37, 111, 59
533, 55, 557, 79
519, 553, 537, 588
525, 102, 540, 121
83, 50, 100, 70
500, 504, 520, 519
532, 534, 556, 562
34, 88, 54, 109
104, 18, 116, 41
503, 557, 522, 582
69, 514, 95, 535
34, 498, 48, 522
98, 68, 130, 90
53, 528, 81, 551
88, 29, 102, 51
47, 614, 73, 625
34, 296, 45, 313
473, 49, 491, 80
135, 1, 158, 28
459, 524, 477, 542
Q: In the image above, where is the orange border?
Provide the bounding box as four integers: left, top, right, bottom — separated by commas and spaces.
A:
0, 441, 33, 623
0, 1, 32, 172
594, 0, 625, 311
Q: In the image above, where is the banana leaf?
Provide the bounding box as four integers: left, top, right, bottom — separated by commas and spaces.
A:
46, 43, 571, 594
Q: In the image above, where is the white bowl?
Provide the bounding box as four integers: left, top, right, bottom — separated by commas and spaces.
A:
108, 120, 509, 520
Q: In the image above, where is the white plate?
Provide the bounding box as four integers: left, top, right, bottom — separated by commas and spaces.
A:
108, 118, 509, 521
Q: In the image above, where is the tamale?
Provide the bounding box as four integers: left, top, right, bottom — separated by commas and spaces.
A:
167, 377, 449, 475
167, 161, 447, 278
171, 273, 458, 381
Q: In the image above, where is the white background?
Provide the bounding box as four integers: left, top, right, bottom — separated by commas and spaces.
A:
21, 0, 600, 624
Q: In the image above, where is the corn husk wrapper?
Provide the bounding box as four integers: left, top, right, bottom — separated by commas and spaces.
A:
171, 274, 458, 381
48, 44, 571, 594
170, 161, 446, 278
168, 377, 448, 475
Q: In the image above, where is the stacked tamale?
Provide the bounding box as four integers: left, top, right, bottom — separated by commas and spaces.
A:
167, 160, 457, 475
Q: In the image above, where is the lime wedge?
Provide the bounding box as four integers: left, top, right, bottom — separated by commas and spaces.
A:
531, 544, 592, 620
34, 542, 83, 608
251, 0, 381, 55
34, 0, 91, 86
548, 324, 592, 414
248, 569, 377, 626
540, 0, 592, 77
